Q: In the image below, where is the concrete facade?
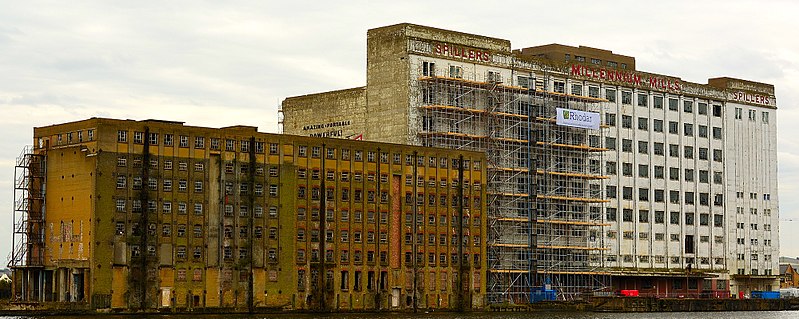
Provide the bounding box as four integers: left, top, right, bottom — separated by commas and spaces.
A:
281, 23, 779, 300
12, 117, 487, 311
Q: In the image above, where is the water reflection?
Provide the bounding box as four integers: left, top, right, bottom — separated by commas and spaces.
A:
3, 311, 799, 319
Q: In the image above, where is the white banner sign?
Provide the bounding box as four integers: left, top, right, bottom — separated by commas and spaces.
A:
556, 108, 600, 130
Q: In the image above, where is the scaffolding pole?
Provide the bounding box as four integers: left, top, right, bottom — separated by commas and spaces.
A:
413, 65, 608, 304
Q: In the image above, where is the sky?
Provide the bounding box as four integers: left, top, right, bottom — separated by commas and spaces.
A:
1, 0, 799, 265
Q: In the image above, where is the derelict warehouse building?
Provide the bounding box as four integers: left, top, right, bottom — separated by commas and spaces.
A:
10, 118, 487, 310
282, 23, 779, 302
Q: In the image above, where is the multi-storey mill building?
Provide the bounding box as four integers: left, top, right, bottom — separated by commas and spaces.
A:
281, 23, 780, 301
10, 118, 487, 311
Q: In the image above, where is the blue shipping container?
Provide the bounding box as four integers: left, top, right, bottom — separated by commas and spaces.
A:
531, 288, 556, 302
751, 291, 780, 299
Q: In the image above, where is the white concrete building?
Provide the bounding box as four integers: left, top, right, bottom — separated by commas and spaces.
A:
282, 23, 779, 300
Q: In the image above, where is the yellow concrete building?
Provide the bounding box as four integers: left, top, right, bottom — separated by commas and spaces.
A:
11, 118, 486, 311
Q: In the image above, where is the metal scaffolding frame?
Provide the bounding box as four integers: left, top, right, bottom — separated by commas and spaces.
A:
413, 66, 608, 303
10, 145, 46, 269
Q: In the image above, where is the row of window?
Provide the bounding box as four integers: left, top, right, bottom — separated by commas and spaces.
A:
117, 131, 276, 153
606, 209, 724, 226
606, 255, 724, 267
734, 238, 774, 246
117, 222, 277, 240
115, 175, 279, 197
298, 169, 482, 191
115, 198, 277, 218
117, 157, 282, 179
606, 187, 724, 206
117, 132, 479, 169
608, 231, 723, 245
604, 115, 724, 139
607, 163, 723, 183
297, 268, 472, 293
51, 129, 95, 146
735, 191, 774, 201
605, 138, 723, 161
735, 107, 770, 123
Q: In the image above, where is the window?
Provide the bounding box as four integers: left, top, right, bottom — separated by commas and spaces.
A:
763, 111, 769, 123
622, 163, 632, 176
606, 161, 617, 175
638, 141, 648, 154
622, 115, 632, 128
639, 188, 649, 201
685, 169, 695, 182
699, 170, 709, 183
605, 113, 616, 126
638, 164, 648, 178
668, 121, 678, 134
713, 149, 723, 162
654, 190, 664, 202
606, 208, 617, 222
571, 84, 582, 96
605, 137, 616, 150
133, 131, 144, 144
423, 61, 436, 76
554, 81, 565, 93
684, 100, 693, 113
670, 211, 680, 225
194, 137, 205, 149
713, 104, 722, 117
669, 144, 679, 157
606, 185, 617, 199
668, 98, 678, 111
735, 107, 742, 120
638, 117, 648, 131
653, 119, 663, 132
179, 135, 189, 147
637, 93, 648, 106
622, 139, 632, 152
684, 123, 693, 136
449, 65, 463, 78
698, 125, 708, 138
670, 191, 680, 204
621, 91, 632, 104
622, 187, 633, 200
653, 142, 664, 156
588, 86, 600, 98
684, 146, 694, 159
622, 208, 633, 222
605, 88, 616, 102
653, 96, 663, 109
699, 148, 709, 160
639, 210, 649, 223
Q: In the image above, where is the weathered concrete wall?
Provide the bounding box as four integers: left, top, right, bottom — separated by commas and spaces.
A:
282, 87, 366, 139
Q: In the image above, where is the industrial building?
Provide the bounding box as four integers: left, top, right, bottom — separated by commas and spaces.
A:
10, 117, 487, 310
281, 23, 779, 301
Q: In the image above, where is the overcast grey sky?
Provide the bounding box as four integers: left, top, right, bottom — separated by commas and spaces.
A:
2, 0, 799, 264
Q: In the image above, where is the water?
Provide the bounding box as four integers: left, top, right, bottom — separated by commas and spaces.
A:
1, 312, 798, 319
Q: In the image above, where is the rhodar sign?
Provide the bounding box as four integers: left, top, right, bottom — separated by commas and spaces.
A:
556, 108, 600, 130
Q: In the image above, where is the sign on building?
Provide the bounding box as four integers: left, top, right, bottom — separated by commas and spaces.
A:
556, 108, 600, 130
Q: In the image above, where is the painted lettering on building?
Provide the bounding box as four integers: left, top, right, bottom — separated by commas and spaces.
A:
570, 64, 682, 92
730, 91, 773, 107
302, 120, 352, 131
434, 43, 491, 62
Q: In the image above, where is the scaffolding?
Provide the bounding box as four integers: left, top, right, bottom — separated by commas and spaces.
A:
10, 145, 46, 301
414, 65, 607, 303
10, 145, 45, 268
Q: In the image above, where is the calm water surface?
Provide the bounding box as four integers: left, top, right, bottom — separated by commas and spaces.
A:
1, 312, 798, 319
